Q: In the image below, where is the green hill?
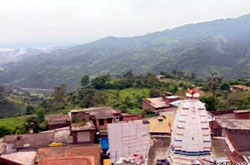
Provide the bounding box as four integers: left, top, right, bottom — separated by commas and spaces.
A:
1, 14, 250, 89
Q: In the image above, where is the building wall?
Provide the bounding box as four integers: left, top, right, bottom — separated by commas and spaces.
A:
167, 98, 179, 103
235, 113, 249, 119
227, 130, 250, 152
96, 118, 114, 130
71, 112, 90, 122
122, 115, 142, 122
142, 100, 156, 111
72, 130, 95, 144
48, 123, 70, 130
210, 121, 223, 137
0, 157, 22, 165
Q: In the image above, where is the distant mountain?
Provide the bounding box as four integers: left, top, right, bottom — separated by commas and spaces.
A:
0, 14, 250, 89
0, 48, 50, 64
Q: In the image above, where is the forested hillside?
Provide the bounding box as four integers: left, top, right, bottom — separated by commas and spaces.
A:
0, 14, 250, 89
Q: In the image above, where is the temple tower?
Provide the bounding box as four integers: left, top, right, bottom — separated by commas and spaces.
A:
168, 87, 212, 164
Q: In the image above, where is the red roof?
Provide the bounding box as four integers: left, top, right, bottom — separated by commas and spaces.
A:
38, 156, 94, 165
36, 144, 101, 165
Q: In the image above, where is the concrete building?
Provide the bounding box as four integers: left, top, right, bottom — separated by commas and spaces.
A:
231, 85, 250, 92
69, 110, 96, 144
148, 112, 175, 137
46, 114, 70, 130
84, 107, 122, 131
142, 92, 180, 111
107, 121, 150, 164
36, 144, 101, 165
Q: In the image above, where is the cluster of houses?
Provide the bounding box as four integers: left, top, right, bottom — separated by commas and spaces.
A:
0, 89, 250, 165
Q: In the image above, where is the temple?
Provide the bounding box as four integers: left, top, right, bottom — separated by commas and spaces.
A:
168, 87, 212, 164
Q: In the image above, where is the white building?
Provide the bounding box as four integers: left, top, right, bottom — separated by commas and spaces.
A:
168, 95, 212, 164
108, 121, 150, 164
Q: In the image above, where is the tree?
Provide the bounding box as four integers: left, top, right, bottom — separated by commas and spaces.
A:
78, 88, 97, 108
25, 105, 35, 115
36, 108, 45, 123
200, 96, 219, 111
0, 126, 10, 138
172, 69, 177, 75
91, 75, 111, 90
51, 84, 67, 111
220, 82, 230, 91
191, 73, 196, 79
150, 89, 161, 98
144, 73, 160, 88
25, 116, 40, 133
123, 71, 134, 79
0, 86, 5, 101
81, 75, 89, 87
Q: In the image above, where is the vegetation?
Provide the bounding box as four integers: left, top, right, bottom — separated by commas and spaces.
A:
2, 70, 250, 137
0, 67, 4, 72
0, 117, 27, 137
1, 14, 250, 89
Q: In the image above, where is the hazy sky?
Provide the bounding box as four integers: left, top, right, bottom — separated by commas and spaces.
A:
1, 0, 250, 48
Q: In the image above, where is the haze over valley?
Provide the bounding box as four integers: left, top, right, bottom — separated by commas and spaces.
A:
0, 14, 250, 89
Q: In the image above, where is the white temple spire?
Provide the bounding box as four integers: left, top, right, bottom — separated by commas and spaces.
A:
168, 87, 212, 164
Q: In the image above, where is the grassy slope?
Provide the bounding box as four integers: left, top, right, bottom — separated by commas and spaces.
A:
105, 88, 150, 101
0, 116, 27, 137
104, 88, 150, 114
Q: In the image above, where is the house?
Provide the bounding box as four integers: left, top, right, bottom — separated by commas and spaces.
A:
84, 107, 122, 131
142, 92, 180, 111
69, 110, 96, 144
75, 107, 122, 138
225, 129, 250, 163
39, 157, 95, 165
121, 113, 142, 122
107, 121, 150, 164
234, 110, 250, 119
210, 110, 250, 136
2, 133, 54, 153
213, 118, 250, 137
0, 151, 36, 165
165, 95, 180, 103
46, 114, 70, 130
231, 85, 250, 92
156, 75, 165, 80
36, 144, 101, 165
142, 97, 170, 111
148, 112, 175, 137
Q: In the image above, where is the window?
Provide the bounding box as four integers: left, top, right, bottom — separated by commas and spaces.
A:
99, 119, 104, 126
107, 118, 113, 123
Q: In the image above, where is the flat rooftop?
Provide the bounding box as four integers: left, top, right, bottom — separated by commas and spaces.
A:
1, 151, 36, 165
71, 107, 120, 119
148, 137, 230, 164
145, 97, 170, 109
149, 113, 175, 134
36, 144, 101, 165
233, 110, 250, 114
216, 119, 250, 130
